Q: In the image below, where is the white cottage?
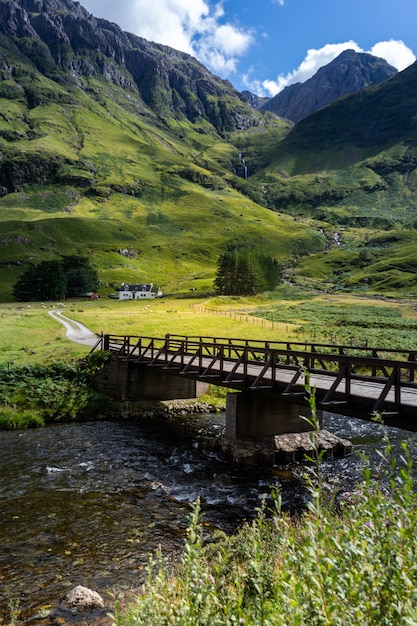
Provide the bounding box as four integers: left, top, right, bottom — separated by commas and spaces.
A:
118, 283, 163, 300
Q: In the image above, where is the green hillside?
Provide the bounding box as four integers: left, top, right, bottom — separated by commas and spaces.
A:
248, 62, 417, 293
1, 1, 417, 300
0, 34, 312, 300
0, 86, 302, 299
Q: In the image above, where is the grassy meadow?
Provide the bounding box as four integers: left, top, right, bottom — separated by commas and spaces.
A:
0, 297, 289, 366
2, 289, 417, 367
4, 287, 417, 431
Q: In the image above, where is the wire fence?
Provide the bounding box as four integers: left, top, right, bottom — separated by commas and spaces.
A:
191, 304, 284, 332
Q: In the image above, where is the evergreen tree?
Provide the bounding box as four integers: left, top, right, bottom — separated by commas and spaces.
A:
214, 250, 233, 295
13, 256, 99, 301
260, 254, 282, 290
13, 260, 66, 301
214, 248, 282, 296
61, 255, 99, 297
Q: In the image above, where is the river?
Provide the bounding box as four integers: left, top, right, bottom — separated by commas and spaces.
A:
1, 409, 415, 623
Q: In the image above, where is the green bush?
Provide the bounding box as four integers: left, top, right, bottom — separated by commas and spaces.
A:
0, 407, 44, 429
0, 361, 112, 429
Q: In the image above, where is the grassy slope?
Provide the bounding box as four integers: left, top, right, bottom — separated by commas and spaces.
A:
2, 37, 417, 300
250, 62, 417, 294
0, 51, 319, 301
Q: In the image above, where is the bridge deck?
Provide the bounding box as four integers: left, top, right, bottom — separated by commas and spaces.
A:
96, 334, 417, 429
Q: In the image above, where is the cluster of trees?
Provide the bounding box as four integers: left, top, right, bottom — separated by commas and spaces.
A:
214, 248, 282, 296
13, 256, 99, 302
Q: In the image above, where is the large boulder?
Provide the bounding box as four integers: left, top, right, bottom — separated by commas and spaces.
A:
64, 585, 105, 611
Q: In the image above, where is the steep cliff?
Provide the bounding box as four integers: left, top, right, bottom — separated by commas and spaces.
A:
0, 0, 258, 132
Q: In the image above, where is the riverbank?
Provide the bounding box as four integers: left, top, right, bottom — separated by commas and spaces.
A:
1, 401, 416, 625
112, 440, 417, 626
0, 354, 352, 468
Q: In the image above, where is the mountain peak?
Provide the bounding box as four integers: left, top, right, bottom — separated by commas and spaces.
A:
261, 49, 398, 123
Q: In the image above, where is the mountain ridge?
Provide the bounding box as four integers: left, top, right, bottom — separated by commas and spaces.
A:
0, 0, 417, 300
260, 49, 398, 123
0, 0, 259, 133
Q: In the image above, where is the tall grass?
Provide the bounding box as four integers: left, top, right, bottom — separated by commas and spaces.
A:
111, 435, 417, 625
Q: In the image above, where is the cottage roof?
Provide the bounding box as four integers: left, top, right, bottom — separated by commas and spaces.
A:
120, 283, 153, 292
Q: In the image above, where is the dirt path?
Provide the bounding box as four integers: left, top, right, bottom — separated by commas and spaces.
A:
48, 310, 100, 347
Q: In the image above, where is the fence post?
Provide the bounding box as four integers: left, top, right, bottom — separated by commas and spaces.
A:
408, 352, 416, 382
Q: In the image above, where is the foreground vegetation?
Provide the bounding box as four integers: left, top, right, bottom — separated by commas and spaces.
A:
0, 357, 111, 430
2, 294, 417, 623
112, 437, 417, 625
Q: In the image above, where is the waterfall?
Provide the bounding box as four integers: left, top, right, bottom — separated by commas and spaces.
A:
239, 154, 248, 179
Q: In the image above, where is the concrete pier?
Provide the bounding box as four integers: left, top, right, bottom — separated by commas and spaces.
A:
92, 359, 208, 401
225, 390, 319, 439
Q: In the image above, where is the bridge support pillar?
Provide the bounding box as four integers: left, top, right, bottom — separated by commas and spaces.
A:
92, 360, 208, 401
225, 390, 319, 439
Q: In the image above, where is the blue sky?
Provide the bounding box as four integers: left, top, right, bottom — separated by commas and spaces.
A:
80, 0, 417, 96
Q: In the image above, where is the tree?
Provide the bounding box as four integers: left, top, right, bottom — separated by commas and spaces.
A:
13, 256, 99, 301
214, 250, 237, 295
214, 248, 282, 296
13, 260, 66, 301
61, 256, 99, 297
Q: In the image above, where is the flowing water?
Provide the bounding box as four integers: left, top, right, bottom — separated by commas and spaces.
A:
0, 410, 416, 623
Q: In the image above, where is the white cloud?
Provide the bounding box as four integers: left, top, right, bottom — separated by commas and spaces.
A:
249, 39, 416, 97
77, 2, 417, 96
369, 40, 416, 71
81, 0, 254, 78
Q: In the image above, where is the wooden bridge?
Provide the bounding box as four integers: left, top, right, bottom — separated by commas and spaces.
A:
92, 334, 417, 436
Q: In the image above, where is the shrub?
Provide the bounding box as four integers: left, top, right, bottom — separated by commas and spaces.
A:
0, 361, 112, 429
0, 407, 44, 429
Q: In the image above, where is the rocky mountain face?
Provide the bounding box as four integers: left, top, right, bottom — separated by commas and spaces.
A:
241, 90, 270, 109
0, 0, 258, 133
261, 49, 398, 123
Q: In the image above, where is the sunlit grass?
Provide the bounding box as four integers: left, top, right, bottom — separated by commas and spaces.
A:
0, 303, 89, 365
59, 297, 297, 341
2, 291, 417, 366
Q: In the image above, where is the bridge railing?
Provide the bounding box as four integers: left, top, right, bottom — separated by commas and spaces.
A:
95, 333, 417, 414
98, 333, 417, 379
165, 335, 417, 379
